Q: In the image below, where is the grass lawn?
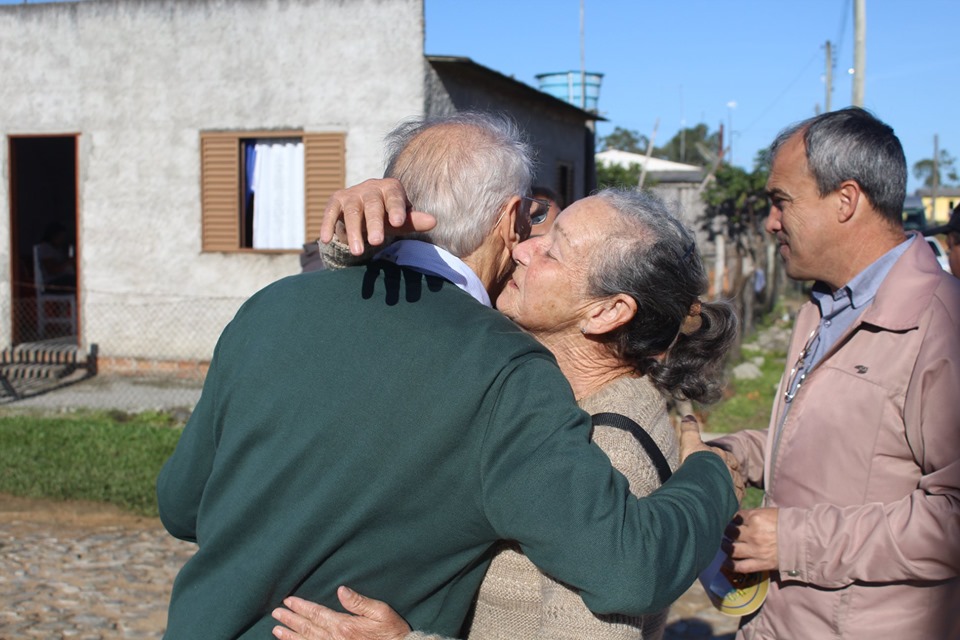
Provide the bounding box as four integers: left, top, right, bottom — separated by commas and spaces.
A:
701, 348, 786, 434
0, 408, 769, 514
0, 410, 182, 516
1, 324, 787, 518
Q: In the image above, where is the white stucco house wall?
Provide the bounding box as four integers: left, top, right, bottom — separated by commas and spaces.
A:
0, 0, 598, 374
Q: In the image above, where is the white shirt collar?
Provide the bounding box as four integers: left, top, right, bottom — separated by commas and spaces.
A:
373, 240, 491, 307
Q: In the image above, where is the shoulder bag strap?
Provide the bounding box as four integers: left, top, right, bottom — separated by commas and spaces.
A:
591, 412, 672, 485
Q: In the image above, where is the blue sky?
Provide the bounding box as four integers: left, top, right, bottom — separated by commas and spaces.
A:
425, 0, 959, 192
6, 0, 956, 192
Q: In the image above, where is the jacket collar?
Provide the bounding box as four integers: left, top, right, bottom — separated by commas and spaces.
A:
857, 233, 944, 332
794, 233, 943, 367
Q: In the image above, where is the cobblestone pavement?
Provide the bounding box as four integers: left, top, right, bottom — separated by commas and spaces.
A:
0, 494, 739, 639
0, 496, 193, 639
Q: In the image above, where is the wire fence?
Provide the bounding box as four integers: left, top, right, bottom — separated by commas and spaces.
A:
0, 274, 799, 417
0, 292, 249, 415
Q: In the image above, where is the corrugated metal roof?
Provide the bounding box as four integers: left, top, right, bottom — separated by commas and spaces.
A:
595, 149, 702, 172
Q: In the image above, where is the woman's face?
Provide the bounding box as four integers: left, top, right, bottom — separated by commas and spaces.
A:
496, 196, 612, 335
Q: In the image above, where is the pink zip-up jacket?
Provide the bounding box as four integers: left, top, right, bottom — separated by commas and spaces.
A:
714, 236, 960, 639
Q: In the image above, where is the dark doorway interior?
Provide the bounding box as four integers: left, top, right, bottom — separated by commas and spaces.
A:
9, 136, 78, 344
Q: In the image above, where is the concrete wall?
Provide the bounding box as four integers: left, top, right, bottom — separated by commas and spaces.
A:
0, 0, 424, 359
649, 182, 710, 244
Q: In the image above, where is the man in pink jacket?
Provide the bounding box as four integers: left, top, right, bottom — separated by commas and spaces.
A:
714, 108, 960, 638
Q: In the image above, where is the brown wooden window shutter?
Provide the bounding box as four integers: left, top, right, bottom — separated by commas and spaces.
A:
200, 133, 241, 251
200, 131, 345, 252
304, 133, 346, 243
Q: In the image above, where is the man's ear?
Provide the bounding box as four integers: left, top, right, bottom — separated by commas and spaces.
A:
496, 196, 525, 250
582, 294, 637, 336
837, 180, 863, 223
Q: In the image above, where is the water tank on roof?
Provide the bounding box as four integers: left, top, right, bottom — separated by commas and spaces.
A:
535, 71, 604, 112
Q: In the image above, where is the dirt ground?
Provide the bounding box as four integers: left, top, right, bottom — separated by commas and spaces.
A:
0, 493, 739, 639
0, 493, 152, 529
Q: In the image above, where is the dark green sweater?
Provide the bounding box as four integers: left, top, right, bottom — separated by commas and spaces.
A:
157, 261, 737, 638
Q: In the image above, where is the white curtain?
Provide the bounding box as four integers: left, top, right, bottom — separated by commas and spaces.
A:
251, 139, 305, 250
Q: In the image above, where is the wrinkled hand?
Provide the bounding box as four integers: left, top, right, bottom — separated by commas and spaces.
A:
722, 508, 779, 574
272, 586, 411, 640
319, 178, 437, 255
678, 415, 745, 503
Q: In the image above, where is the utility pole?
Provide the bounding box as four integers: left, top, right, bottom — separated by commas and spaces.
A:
579, 0, 586, 111
705, 123, 726, 300
679, 85, 685, 163
824, 40, 833, 113
638, 118, 659, 190
931, 134, 939, 222
852, 0, 866, 106
726, 102, 736, 165
717, 122, 724, 165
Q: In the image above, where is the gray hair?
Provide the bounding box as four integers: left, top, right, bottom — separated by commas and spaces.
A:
587, 189, 737, 403
382, 112, 534, 257
770, 107, 906, 225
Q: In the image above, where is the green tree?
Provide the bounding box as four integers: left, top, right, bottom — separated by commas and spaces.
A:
701, 153, 774, 338
654, 123, 721, 166
596, 162, 641, 189
599, 127, 649, 153
702, 163, 769, 241
913, 150, 959, 188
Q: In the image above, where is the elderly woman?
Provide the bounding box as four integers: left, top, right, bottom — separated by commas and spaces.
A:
272, 187, 738, 640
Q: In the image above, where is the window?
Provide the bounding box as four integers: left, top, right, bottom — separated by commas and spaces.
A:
200, 131, 345, 252
556, 162, 574, 209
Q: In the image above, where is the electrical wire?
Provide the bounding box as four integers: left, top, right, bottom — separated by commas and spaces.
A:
833, 0, 851, 69
740, 49, 821, 136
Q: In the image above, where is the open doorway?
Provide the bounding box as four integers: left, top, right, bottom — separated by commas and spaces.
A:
9, 135, 79, 345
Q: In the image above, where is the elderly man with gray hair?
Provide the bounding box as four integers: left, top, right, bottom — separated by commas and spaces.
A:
157, 112, 741, 639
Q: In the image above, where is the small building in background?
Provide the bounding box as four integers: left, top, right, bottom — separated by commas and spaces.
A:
594, 149, 707, 241
427, 56, 601, 210
915, 187, 960, 226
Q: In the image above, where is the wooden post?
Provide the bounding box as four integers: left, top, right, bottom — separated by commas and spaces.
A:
638, 118, 659, 189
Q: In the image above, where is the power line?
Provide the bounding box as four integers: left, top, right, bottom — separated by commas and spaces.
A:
834, 0, 851, 65
740, 49, 820, 135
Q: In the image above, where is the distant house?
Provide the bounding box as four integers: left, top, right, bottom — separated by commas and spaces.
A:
915, 187, 960, 226
595, 149, 708, 243
0, 0, 597, 372
595, 150, 704, 180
